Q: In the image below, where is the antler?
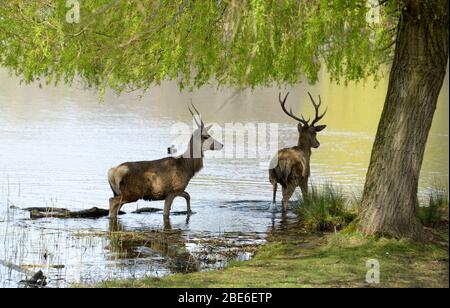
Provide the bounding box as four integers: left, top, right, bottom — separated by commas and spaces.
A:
188, 102, 205, 128
279, 92, 310, 127
307, 92, 328, 127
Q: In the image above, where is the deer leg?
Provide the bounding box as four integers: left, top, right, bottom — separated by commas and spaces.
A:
299, 177, 309, 201
281, 184, 296, 213
109, 196, 123, 218
163, 194, 176, 217
178, 191, 192, 214
163, 215, 172, 230
272, 182, 278, 204
269, 181, 278, 211
109, 218, 124, 233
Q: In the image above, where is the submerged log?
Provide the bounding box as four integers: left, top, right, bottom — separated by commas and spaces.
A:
132, 207, 163, 214
132, 207, 194, 216
23, 207, 69, 214
23, 207, 125, 219
0, 259, 34, 275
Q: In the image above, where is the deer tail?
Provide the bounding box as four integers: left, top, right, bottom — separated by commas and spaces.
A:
108, 168, 121, 197
275, 160, 292, 188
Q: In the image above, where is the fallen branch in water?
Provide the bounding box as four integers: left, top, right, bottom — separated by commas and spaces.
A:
132, 207, 194, 216
0, 259, 34, 275
132, 207, 162, 214
22, 207, 125, 219
23, 207, 69, 214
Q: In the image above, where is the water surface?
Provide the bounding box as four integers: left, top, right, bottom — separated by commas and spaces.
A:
0, 68, 448, 287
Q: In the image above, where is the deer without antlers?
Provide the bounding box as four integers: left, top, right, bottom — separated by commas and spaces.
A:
107, 104, 223, 219
269, 92, 327, 212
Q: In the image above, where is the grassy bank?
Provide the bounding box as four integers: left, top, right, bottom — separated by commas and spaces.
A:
95, 228, 448, 288
93, 185, 449, 288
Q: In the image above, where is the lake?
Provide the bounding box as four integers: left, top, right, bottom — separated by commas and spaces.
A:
0, 68, 448, 287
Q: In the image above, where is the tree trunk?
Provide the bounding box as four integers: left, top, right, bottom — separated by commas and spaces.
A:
358, 0, 449, 241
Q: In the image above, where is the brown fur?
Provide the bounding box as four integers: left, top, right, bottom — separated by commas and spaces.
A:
269, 92, 327, 212
108, 124, 222, 218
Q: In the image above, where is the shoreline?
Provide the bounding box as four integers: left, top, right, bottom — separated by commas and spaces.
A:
88, 221, 449, 288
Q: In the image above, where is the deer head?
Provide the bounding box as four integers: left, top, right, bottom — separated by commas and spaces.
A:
279, 92, 327, 149
186, 103, 223, 158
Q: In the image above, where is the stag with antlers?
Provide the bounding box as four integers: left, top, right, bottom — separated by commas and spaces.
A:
107, 104, 223, 219
269, 92, 327, 212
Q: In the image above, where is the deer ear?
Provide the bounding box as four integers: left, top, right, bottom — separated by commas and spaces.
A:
298, 123, 306, 131
314, 125, 327, 132
204, 124, 213, 132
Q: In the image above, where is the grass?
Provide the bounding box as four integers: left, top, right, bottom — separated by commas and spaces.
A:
295, 184, 357, 232
88, 184, 449, 288
417, 186, 449, 228
296, 183, 449, 233
92, 230, 448, 288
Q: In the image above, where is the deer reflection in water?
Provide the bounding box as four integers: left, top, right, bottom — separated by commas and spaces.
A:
108, 216, 199, 273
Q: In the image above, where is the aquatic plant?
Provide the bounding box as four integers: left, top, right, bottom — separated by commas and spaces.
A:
295, 184, 357, 232
417, 186, 449, 228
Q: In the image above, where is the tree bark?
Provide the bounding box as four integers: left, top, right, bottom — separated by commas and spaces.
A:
358, 0, 449, 240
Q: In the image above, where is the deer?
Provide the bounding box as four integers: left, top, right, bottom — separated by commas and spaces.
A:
107, 104, 223, 219
269, 92, 327, 212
